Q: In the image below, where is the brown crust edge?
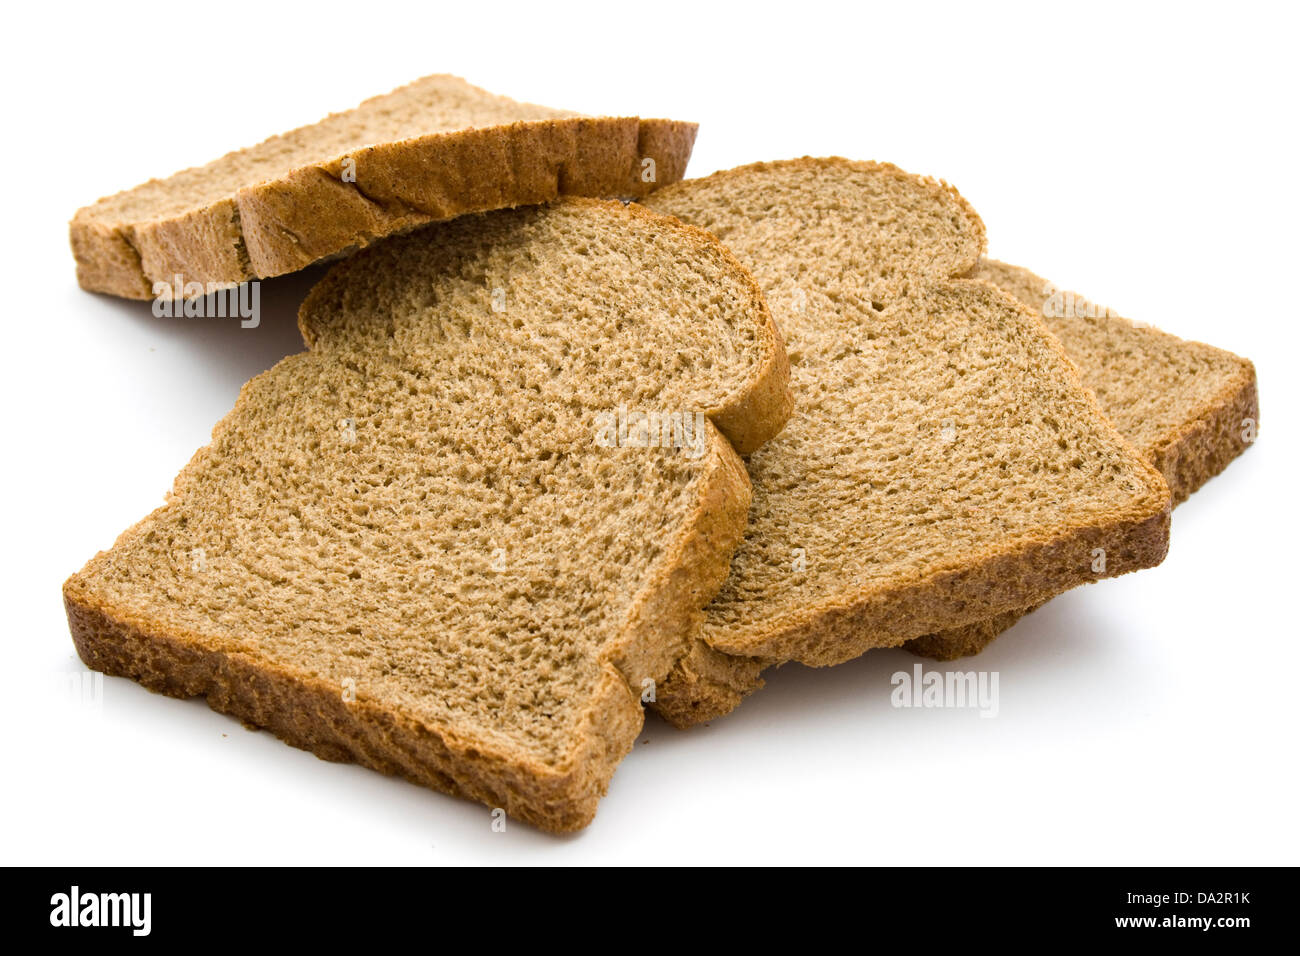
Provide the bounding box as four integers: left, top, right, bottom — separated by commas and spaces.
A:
657, 491, 1174, 725
70, 117, 697, 300
1150, 357, 1258, 505
653, 640, 766, 729
904, 605, 1045, 661
731, 500, 1170, 667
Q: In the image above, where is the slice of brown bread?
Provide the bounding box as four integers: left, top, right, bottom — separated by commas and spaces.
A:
71, 74, 697, 300
905, 259, 1258, 660
640, 159, 1171, 727
63, 199, 792, 832
969, 260, 1258, 505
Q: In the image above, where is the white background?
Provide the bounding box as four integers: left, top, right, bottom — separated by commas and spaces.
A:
2, 0, 1295, 865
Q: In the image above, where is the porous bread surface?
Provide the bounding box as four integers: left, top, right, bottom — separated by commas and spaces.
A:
906, 259, 1258, 660
83, 77, 575, 223
64, 199, 791, 831
642, 159, 1170, 727
71, 74, 697, 298
969, 260, 1258, 504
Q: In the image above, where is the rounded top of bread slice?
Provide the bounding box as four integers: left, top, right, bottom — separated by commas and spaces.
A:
298, 198, 791, 454
648, 157, 986, 286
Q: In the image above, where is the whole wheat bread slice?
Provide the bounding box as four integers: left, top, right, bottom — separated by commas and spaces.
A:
640, 159, 1171, 727
63, 199, 792, 831
71, 74, 696, 300
906, 259, 1257, 660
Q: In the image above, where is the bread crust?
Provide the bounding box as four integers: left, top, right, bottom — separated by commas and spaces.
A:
1150, 356, 1258, 506
71, 116, 697, 300
653, 640, 765, 729
716, 499, 1170, 667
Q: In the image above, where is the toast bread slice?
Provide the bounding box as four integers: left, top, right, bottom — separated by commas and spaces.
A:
63, 199, 792, 830
71, 75, 696, 299
906, 259, 1257, 660
640, 159, 1171, 727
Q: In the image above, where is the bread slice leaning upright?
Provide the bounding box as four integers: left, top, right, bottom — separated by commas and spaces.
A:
906, 258, 1258, 660
640, 158, 1172, 727
71, 74, 697, 300
63, 199, 792, 832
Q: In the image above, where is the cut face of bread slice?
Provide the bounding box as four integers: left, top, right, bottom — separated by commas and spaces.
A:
63, 199, 792, 832
906, 259, 1258, 660
71, 74, 697, 300
640, 159, 1171, 727
968, 260, 1258, 506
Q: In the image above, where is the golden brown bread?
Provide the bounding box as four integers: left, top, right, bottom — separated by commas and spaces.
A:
906, 259, 1258, 660
64, 199, 792, 831
71, 74, 696, 299
641, 159, 1172, 727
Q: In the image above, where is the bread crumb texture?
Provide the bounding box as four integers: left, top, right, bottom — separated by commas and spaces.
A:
905, 258, 1257, 660
64, 199, 791, 831
643, 159, 1173, 726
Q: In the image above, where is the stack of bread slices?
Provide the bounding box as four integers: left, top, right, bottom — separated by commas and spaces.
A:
64, 75, 1257, 831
